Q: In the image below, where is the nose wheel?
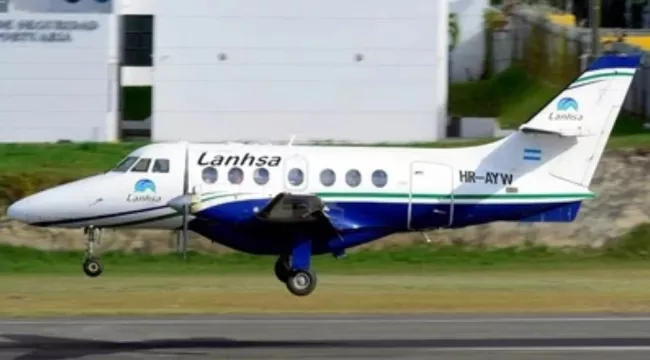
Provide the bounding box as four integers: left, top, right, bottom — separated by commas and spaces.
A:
82, 226, 103, 278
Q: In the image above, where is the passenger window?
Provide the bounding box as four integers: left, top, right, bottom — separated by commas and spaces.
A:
152, 159, 170, 173
288, 168, 304, 186
371, 170, 388, 188
130, 158, 151, 172
202, 167, 218, 184
111, 156, 138, 172
228, 167, 244, 184
320, 169, 336, 187
254, 168, 269, 185
345, 169, 361, 187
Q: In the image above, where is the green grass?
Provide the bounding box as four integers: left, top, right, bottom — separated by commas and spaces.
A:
449, 65, 650, 132
449, 66, 560, 127
4, 270, 650, 316
0, 233, 649, 275
1, 242, 650, 315
0, 141, 145, 177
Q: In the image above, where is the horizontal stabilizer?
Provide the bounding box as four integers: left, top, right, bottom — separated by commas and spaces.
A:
519, 124, 594, 137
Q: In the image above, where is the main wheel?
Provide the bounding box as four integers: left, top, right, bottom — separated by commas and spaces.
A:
285, 269, 317, 296
82, 258, 103, 278
274, 257, 290, 282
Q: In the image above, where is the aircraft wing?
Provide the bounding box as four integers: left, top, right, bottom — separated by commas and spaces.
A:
255, 192, 343, 239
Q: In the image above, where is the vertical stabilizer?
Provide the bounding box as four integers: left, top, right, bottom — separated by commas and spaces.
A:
516, 54, 642, 187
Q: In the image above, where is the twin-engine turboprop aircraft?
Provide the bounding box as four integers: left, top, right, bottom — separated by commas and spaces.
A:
6, 54, 642, 296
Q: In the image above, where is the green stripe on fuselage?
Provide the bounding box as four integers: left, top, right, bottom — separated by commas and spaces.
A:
316, 192, 594, 200
572, 71, 634, 86
198, 192, 594, 203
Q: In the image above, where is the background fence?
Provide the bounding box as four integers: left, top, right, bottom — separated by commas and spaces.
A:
487, 6, 650, 120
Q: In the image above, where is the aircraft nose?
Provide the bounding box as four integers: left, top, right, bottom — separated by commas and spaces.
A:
6, 199, 31, 224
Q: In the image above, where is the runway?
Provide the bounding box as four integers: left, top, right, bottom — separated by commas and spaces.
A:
3, 314, 650, 359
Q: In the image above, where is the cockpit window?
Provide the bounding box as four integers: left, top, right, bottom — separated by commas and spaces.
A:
111, 156, 139, 172
152, 159, 170, 173
131, 158, 151, 172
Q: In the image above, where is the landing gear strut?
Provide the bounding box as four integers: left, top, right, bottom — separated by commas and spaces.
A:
276, 239, 318, 297
82, 226, 103, 277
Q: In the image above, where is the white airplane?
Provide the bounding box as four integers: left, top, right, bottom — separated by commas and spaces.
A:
6, 53, 641, 296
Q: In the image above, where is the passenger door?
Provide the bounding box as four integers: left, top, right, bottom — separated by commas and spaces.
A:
407, 161, 454, 229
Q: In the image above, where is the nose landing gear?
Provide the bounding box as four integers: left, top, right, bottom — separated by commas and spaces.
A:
82, 226, 103, 277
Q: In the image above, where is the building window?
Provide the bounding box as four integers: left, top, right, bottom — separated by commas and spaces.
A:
254, 168, 269, 185
228, 167, 244, 184
121, 15, 153, 67
320, 169, 336, 187
345, 169, 361, 187
201, 167, 218, 184
371, 170, 388, 188
288, 168, 304, 186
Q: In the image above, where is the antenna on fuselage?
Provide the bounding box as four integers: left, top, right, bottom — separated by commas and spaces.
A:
287, 135, 296, 146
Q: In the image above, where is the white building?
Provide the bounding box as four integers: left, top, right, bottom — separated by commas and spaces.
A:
0, 0, 118, 143
1, 0, 495, 144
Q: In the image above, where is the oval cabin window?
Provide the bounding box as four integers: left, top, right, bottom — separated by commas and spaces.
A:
345, 169, 362, 187
201, 167, 218, 184
288, 168, 304, 186
320, 169, 336, 187
228, 167, 244, 184
254, 168, 270, 185
371, 170, 388, 188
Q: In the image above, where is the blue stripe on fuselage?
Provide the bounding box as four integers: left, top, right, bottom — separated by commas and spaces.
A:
191, 200, 582, 255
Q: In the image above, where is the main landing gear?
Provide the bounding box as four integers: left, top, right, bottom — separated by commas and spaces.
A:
82, 226, 103, 278
273, 240, 318, 297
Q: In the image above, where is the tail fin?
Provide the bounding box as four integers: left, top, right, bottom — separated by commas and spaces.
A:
517, 53, 642, 187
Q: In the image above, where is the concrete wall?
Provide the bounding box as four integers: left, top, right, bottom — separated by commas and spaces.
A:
150, 0, 449, 144
0, 0, 119, 143
449, 0, 489, 82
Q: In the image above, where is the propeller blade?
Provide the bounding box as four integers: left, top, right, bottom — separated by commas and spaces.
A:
181, 142, 190, 260
182, 204, 189, 260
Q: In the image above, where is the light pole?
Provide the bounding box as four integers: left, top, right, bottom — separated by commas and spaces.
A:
590, 0, 601, 58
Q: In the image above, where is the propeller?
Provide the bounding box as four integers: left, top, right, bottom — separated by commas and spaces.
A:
168, 143, 192, 260
180, 143, 190, 260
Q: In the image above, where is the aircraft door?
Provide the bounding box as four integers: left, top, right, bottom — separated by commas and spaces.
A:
283, 155, 309, 192
407, 161, 454, 229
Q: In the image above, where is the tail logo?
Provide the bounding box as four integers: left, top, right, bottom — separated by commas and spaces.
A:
549, 97, 583, 121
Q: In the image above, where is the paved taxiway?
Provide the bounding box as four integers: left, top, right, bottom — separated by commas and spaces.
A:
2, 314, 650, 359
